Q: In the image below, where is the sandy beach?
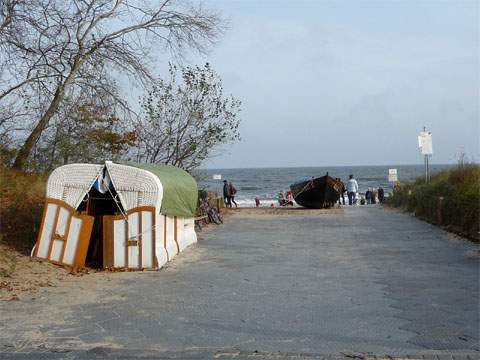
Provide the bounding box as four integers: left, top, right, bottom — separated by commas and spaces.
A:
223, 207, 344, 217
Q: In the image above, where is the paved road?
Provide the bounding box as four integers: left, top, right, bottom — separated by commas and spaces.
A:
1, 206, 478, 359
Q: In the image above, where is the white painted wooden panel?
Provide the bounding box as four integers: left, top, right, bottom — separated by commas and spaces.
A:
127, 212, 139, 268
50, 239, 63, 262
56, 207, 70, 236
63, 216, 82, 265
155, 214, 168, 267
184, 218, 197, 246
37, 204, 58, 258
165, 215, 177, 260
141, 211, 153, 268
113, 219, 126, 267
176, 217, 187, 251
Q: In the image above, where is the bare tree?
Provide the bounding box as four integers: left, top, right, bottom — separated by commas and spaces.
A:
135, 63, 241, 171
0, 0, 224, 170
0, 0, 19, 35
33, 86, 136, 171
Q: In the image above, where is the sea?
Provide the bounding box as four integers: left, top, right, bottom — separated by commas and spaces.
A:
196, 164, 454, 207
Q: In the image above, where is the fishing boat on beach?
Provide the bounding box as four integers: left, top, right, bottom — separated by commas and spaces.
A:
290, 174, 343, 208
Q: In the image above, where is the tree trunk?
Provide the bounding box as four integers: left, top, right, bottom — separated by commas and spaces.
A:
12, 62, 80, 170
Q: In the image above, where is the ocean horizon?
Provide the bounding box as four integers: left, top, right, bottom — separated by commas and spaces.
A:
196, 163, 455, 207
195, 163, 456, 207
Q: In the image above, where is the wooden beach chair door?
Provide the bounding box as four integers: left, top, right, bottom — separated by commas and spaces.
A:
103, 206, 158, 270
33, 199, 94, 270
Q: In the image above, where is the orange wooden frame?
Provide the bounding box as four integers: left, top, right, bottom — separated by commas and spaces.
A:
103, 206, 157, 270
33, 198, 94, 271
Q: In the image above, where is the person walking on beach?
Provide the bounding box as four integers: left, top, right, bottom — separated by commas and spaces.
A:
378, 187, 385, 203
365, 188, 372, 204
229, 181, 238, 208
370, 188, 377, 204
223, 180, 232, 208
347, 174, 359, 206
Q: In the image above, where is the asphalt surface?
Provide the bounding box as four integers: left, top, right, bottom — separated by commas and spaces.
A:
1, 206, 479, 359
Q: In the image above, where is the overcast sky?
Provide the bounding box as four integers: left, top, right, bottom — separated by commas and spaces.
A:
189, 0, 479, 168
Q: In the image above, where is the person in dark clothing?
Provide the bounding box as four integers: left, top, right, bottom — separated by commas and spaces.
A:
365, 189, 371, 204
378, 187, 385, 203
370, 188, 377, 204
223, 180, 231, 208
229, 181, 238, 208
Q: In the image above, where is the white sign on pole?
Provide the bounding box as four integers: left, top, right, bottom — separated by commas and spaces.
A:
388, 168, 398, 182
418, 131, 433, 155
213, 174, 222, 180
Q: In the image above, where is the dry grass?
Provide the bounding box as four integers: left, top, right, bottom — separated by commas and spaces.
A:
0, 167, 47, 254
0, 168, 72, 300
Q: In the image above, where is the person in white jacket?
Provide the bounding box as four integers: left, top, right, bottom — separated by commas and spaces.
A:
346, 174, 359, 205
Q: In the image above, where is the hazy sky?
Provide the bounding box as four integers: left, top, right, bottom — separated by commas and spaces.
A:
190, 0, 479, 168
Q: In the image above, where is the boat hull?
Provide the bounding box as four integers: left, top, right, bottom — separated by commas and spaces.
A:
290, 176, 343, 209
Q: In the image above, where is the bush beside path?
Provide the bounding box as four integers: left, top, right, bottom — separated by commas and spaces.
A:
387, 162, 479, 241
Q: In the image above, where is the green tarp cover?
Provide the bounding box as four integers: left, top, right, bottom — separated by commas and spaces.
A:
124, 162, 198, 218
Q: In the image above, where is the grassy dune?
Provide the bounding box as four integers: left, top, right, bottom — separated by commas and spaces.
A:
0, 168, 46, 254
388, 163, 480, 241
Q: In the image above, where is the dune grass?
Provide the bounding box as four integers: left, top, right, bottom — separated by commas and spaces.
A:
388, 162, 479, 241
0, 167, 47, 254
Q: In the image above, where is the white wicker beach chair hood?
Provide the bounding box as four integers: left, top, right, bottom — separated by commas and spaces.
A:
47, 162, 163, 213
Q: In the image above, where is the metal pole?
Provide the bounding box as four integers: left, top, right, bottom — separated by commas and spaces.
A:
424, 155, 427, 183
425, 155, 428, 183
423, 126, 428, 183
427, 155, 430, 182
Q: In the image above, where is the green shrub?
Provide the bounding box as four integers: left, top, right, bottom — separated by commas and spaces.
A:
387, 164, 479, 241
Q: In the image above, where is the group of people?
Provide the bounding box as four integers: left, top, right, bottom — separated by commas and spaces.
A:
222, 180, 238, 208
278, 190, 294, 207
222, 175, 386, 208
338, 174, 385, 206
364, 188, 385, 204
